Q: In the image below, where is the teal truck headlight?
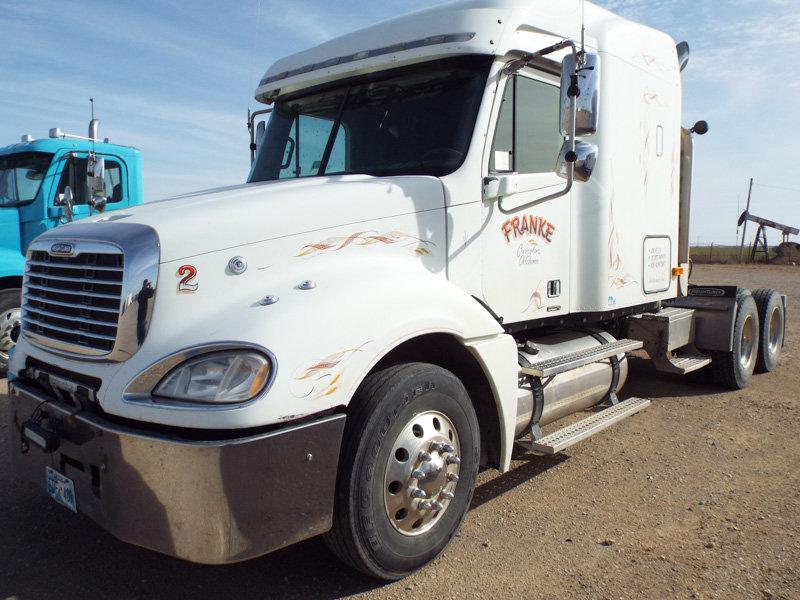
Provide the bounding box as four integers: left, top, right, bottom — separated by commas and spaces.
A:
154, 351, 272, 403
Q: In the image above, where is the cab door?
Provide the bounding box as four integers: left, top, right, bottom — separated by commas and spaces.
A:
481, 69, 571, 325
48, 152, 131, 224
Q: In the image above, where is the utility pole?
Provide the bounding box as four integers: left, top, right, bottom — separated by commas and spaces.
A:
738, 178, 754, 263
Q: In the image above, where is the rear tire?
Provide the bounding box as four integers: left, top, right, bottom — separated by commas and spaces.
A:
711, 289, 759, 389
752, 288, 784, 373
324, 362, 479, 580
0, 288, 22, 378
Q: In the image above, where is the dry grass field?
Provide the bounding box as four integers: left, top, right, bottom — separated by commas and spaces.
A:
1, 263, 798, 599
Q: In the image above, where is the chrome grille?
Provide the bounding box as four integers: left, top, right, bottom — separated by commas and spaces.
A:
21, 223, 159, 362
23, 249, 124, 355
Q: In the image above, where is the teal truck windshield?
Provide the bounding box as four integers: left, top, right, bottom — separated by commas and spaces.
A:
0, 152, 53, 208
248, 55, 491, 181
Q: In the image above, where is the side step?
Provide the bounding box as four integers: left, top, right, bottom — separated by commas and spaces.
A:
519, 338, 643, 377
520, 397, 651, 455
658, 353, 711, 375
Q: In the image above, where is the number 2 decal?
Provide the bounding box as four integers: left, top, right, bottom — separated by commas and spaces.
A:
177, 265, 198, 293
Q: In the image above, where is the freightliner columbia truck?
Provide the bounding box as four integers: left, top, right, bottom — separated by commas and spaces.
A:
0, 121, 142, 375
6, 0, 787, 580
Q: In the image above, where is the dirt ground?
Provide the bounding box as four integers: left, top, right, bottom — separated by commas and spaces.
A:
1, 264, 798, 600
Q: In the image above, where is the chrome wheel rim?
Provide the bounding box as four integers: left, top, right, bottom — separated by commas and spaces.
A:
739, 314, 757, 370
0, 305, 21, 362
383, 410, 461, 536
767, 305, 784, 355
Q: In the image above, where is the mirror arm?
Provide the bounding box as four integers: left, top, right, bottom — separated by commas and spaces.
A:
498, 40, 578, 215
248, 107, 274, 164
502, 39, 577, 76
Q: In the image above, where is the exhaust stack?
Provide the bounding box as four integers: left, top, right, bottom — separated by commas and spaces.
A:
88, 118, 100, 140
677, 41, 690, 72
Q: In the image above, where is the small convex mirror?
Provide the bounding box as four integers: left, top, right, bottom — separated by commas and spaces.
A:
557, 140, 598, 182
559, 52, 601, 137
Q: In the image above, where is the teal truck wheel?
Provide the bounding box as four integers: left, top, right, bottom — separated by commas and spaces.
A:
0, 288, 21, 376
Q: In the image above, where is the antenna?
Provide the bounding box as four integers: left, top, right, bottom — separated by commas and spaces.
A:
90, 97, 96, 153
580, 0, 586, 53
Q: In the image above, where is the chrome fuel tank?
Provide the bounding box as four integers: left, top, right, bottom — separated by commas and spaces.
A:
515, 330, 629, 438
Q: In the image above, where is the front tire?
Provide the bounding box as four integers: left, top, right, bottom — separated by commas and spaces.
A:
324, 363, 479, 580
712, 290, 759, 389
0, 288, 22, 378
752, 288, 784, 373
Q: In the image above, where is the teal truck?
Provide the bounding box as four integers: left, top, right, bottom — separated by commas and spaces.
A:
0, 120, 142, 374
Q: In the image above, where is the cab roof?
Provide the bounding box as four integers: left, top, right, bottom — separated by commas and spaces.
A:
255, 0, 678, 102
0, 137, 140, 158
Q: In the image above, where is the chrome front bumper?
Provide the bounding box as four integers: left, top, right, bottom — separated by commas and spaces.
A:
6, 382, 345, 564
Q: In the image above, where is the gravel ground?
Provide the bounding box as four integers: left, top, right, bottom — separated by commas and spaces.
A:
1, 264, 798, 600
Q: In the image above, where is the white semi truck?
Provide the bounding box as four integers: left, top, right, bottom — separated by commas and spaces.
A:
6, 0, 786, 580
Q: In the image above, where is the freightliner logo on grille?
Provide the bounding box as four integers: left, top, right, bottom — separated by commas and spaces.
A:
49, 243, 75, 256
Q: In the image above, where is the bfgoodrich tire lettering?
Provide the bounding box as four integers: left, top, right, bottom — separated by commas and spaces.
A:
324, 362, 479, 580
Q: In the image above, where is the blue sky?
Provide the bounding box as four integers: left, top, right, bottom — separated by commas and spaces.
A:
2, 0, 798, 245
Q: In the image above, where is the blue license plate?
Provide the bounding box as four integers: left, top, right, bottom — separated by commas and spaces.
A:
46, 466, 77, 513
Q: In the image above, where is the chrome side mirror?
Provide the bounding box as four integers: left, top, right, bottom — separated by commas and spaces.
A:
559, 52, 600, 137
557, 141, 598, 182
87, 154, 105, 197
248, 107, 274, 164
56, 186, 75, 222
256, 121, 266, 145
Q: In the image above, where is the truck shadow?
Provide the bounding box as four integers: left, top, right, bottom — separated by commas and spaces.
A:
623, 356, 734, 400
0, 452, 567, 600
0, 358, 737, 600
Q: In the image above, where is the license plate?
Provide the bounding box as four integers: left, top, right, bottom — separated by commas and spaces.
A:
46, 467, 77, 513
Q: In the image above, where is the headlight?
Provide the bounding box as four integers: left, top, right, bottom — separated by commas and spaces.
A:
153, 351, 271, 404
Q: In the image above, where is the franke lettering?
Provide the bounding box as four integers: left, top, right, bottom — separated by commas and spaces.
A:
501, 215, 556, 244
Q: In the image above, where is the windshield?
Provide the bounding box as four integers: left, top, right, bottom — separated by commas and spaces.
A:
0, 152, 53, 208
248, 55, 491, 182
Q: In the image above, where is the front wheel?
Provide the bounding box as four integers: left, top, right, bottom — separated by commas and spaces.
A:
324, 363, 479, 580
0, 288, 22, 377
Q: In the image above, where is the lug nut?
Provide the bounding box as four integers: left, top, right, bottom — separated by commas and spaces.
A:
429, 441, 444, 452
411, 469, 425, 480
410, 488, 427, 499
420, 500, 434, 510
441, 443, 455, 453
447, 473, 459, 483
440, 490, 455, 500
419, 451, 432, 462
432, 501, 444, 511
446, 455, 461, 465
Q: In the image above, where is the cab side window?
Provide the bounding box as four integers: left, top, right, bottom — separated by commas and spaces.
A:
56, 158, 124, 204
490, 74, 561, 174
103, 162, 123, 202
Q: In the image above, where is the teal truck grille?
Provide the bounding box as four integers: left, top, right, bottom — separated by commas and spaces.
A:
22, 250, 124, 355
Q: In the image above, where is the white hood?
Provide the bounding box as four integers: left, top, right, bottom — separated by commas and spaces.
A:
81, 174, 445, 263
